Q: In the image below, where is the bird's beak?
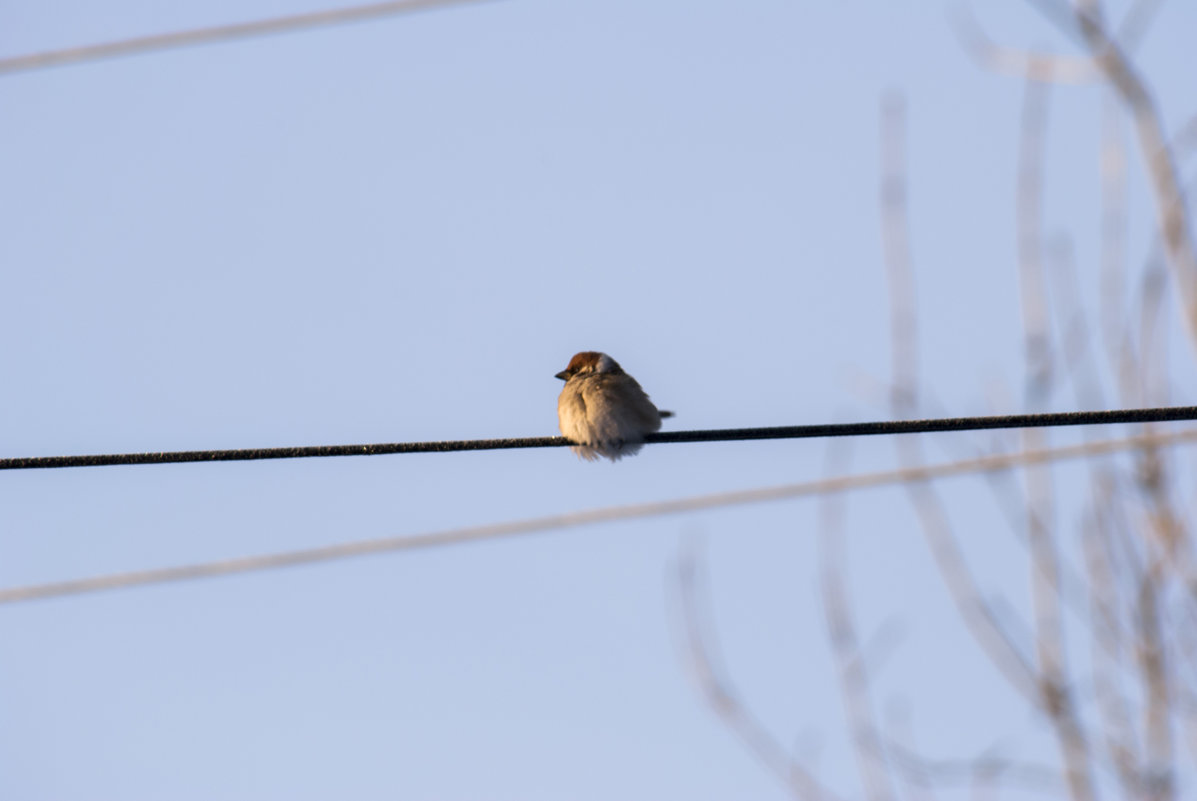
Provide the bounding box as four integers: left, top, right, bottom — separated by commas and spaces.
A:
555, 370, 570, 381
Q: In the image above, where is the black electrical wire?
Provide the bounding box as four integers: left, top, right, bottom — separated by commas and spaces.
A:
2, 405, 1194, 471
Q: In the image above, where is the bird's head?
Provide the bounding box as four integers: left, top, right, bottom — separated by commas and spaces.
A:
555, 351, 622, 381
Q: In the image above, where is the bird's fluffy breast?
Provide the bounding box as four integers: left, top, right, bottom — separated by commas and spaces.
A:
557, 374, 662, 460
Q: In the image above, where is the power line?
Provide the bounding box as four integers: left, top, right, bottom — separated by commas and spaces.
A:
2, 426, 1194, 605
2, 405, 1195, 471
0, 0, 489, 77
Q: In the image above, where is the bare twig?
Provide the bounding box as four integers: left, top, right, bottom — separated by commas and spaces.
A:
951, 0, 1164, 84
1015, 61, 1097, 801
884, 736, 1065, 795
673, 538, 847, 801
1084, 504, 1143, 797
1048, 235, 1107, 412
819, 443, 898, 801
880, 90, 1040, 702
1135, 565, 1175, 801
1031, 0, 1197, 352
1099, 96, 1131, 385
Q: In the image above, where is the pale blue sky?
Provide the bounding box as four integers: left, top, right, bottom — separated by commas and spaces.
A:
2, 1, 1195, 799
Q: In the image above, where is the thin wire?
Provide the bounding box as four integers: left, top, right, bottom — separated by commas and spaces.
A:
3, 426, 1194, 605
0, 0, 490, 77
2, 405, 1195, 471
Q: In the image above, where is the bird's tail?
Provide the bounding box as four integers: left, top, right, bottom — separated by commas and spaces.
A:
659, 410, 675, 419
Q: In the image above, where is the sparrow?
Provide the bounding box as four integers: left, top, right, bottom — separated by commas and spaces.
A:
555, 351, 673, 461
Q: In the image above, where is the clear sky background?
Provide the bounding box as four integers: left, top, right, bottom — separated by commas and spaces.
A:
2, 1, 1195, 799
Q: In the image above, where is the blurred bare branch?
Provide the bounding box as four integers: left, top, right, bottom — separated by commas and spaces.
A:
679, 5, 1197, 799
1100, 97, 1131, 381
881, 90, 1040, 703
1084, 499, 1144, 797
951, 0, 1163, 84
952, 5, 1095, 83
1017, 69, 1055, 399
673, 537, 848, 801
884, 736, 1065, 796
1016, 61, 1098, 800
1031, 0, 1197, 352
819, 443, 899, 801
958, 0, 1197, 346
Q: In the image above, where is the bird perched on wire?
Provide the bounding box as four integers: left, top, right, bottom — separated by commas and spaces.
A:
555, 351, 673, 461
